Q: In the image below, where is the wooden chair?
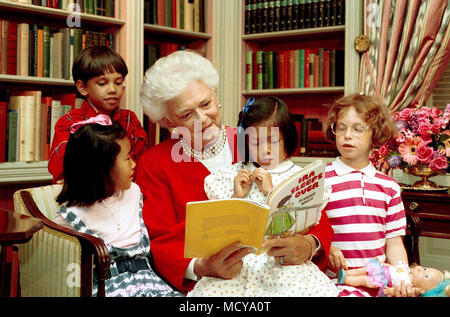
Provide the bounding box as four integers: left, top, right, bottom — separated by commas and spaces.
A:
13, 185, 110, 297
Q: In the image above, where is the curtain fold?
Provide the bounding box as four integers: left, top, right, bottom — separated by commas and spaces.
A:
359, 0, 450, 112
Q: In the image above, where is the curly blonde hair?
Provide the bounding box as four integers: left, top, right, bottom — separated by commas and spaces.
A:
323, 94, 398, 148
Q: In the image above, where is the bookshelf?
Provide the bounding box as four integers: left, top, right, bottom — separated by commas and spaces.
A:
0, 0, 139, 183
240, 0, 363, 167
142, 0, 213, 146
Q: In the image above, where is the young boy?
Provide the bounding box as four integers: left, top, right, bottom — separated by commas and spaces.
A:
48, 46, 147, 182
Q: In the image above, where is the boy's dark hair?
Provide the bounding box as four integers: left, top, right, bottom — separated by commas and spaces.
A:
72, 46, 128, 84
56, 120, 126, 207
237, 96, 298, 164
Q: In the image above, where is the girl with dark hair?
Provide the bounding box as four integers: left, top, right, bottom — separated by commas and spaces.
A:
188, 97, 338, 297
53, 115, 182, 297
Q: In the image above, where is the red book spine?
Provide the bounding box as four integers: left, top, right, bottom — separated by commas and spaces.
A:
7, 21, 18, 75
287, 50, 294, 88
172, 0, 177, 28
157, 0, 165, 26
278, 50, 285, 88
323, 49, 330, 87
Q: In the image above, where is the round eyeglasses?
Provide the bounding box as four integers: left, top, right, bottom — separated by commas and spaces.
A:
331, 122, 370, 137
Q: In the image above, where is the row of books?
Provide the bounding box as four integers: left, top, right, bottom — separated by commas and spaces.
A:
144, 0, 206, 33
0, 19, 114, 79
245, 48, 344, 90
0, 90, 83, 162
292, 114, 338, 157
143, 42, 191, 147
245, 0, 345, 34
5, 0, 116, 17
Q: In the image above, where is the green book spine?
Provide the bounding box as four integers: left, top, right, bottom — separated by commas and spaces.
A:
43, 26, 50, 78
89, 0, 94, 14
245, 51, 253, 91
298, 49, 304, 88
7, 110, 18, 162
256, 51, 263, 90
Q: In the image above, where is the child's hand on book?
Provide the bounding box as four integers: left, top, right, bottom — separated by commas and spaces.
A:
252, 168, 273, 196
232, 169, 253, 198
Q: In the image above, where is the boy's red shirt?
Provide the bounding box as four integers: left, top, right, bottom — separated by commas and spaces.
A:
48, 100, 148, 182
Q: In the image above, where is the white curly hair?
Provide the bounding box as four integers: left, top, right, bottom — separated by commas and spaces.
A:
140, 50, 219, 126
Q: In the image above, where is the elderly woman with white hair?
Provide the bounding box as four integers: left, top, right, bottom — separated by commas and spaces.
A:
137, 50, 250, 294
136, 50, 334, 295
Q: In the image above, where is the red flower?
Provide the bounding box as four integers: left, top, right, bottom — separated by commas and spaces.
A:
416, 145, 434, 164
429, 155, 448, 172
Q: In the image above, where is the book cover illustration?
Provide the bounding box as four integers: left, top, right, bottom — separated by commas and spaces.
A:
264, 159, 327, 240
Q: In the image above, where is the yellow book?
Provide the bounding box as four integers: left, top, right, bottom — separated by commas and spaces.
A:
184, 160, 326, 258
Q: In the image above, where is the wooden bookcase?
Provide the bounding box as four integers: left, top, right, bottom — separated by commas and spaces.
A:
240, 0, 363, 166
142, 0, 213, 146
0, 0, 135, 183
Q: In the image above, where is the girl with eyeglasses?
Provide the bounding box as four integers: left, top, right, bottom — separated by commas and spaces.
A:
322, 94, 415, 297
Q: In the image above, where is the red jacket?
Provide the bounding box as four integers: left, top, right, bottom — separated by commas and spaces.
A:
48, 101, 148, 182
136, 126, 333, 293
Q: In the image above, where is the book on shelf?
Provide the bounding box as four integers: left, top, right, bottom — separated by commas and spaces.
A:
3, 90, 80, 162
8, 0, 117, 17
245, 0, 345, 34
144, 0, 205, 32
244, 48, 344, 91
0, 101, 6, 162
184, 159, 326, 258
0, 19, 115, 79
305, 118, 338, 157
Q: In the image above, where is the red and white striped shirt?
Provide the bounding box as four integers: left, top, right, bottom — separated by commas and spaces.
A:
325, 158, 406, 269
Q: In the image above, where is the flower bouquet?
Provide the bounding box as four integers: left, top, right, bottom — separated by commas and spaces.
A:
371, 105, 450, 189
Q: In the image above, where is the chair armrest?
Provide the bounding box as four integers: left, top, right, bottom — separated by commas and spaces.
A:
19, 191, 110, 297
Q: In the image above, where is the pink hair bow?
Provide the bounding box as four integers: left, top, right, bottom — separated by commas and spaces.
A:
69, 114, 113, 134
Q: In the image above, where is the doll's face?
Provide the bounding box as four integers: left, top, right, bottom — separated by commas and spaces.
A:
410, 265, 443, 291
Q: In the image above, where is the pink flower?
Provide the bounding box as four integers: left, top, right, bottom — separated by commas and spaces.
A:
416, 145, 434, 164
431, 122, 441, 134
416, 122, 432, 137
429, 155, 448, 172
398, 137, 423, 166
396, 108, 414, 121
430, 107, 443, 119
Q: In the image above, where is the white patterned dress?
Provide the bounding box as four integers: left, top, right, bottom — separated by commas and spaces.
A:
187, 160, 339, 297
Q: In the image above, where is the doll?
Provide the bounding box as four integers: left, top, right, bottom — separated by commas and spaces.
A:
336, 258, 449, 297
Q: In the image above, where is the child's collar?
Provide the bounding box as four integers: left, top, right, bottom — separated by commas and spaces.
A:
333, 157, 377, 179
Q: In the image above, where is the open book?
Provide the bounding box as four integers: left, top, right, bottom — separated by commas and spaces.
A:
184, 160, 327, 258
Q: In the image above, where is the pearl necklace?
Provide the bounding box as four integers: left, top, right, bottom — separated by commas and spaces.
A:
180, 125, 227, 160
